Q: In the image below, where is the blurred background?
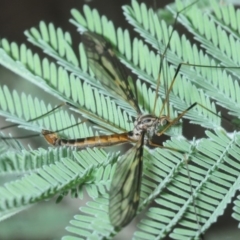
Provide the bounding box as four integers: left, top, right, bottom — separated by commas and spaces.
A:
0, 0, 239, 239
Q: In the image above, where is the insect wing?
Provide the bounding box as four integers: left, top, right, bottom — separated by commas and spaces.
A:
82, 32, 141, 114
109, 132, 144, 228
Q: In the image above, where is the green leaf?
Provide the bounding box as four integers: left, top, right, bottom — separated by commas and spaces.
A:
0, 0, 240, 239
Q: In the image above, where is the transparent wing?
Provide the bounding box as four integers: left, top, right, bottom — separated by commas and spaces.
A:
82, 31, 141, 114
109, 132, 144, 228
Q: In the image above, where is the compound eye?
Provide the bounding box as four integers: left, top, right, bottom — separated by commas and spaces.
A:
142, 118, 152, 124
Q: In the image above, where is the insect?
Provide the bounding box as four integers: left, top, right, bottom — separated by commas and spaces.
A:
41, 31, 180, 228
41, 22, 205, 230
40, 1, 240, 238
0, 0, 239, 239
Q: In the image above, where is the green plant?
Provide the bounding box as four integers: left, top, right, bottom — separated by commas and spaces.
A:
0, 0, 240, 239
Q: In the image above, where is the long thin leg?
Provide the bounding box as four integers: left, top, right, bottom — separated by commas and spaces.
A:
0, 102, 68, 139
0, 102, 66, 131
153, 0, 199, 116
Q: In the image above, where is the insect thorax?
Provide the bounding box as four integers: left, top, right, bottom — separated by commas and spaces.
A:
128, 114, 169, 141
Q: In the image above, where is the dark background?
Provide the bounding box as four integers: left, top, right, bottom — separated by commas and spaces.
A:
0, 0, 238, 239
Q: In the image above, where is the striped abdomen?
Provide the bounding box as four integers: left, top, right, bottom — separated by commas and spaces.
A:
42, 130, 134, 148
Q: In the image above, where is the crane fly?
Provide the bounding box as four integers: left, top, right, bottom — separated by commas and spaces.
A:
40, 1, 240, 235
42, 31, 170, 229
42, 30, 199, 229
35, 1, 224, 234
41, 1, 218, 231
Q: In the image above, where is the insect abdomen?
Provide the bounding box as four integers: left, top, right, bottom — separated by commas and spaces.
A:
42, 130, 132, 148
